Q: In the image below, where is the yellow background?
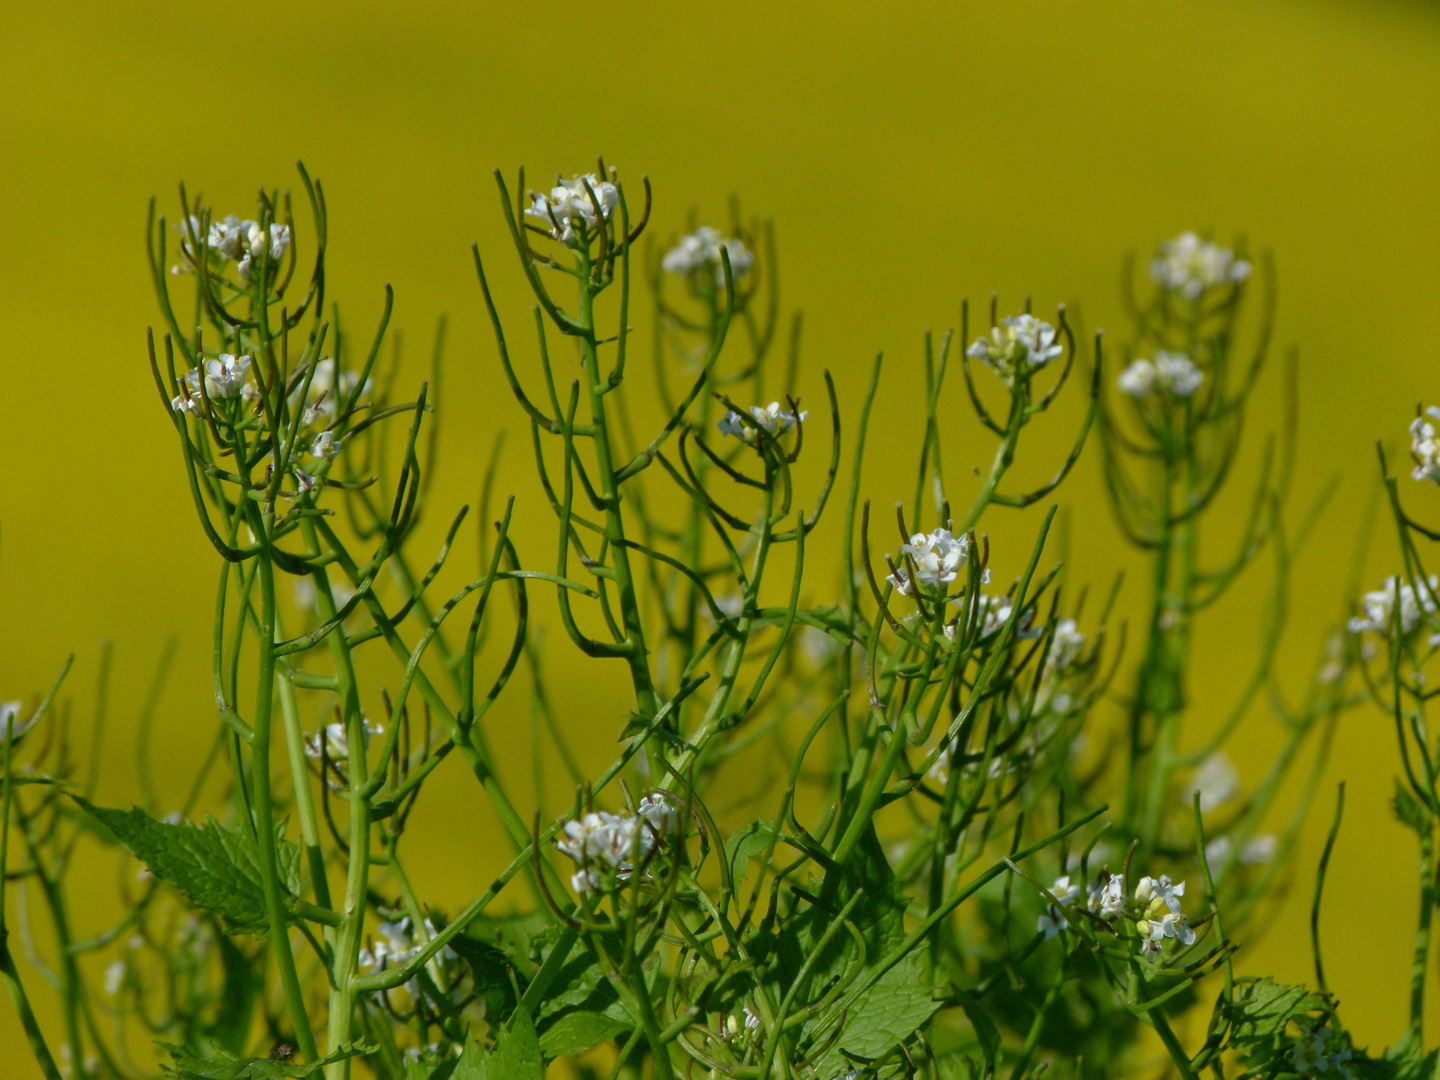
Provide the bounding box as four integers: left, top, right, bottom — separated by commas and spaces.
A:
2, 0, 1439, 1074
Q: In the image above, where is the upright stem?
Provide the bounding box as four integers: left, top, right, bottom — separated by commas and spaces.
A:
254, 547, 321, 1062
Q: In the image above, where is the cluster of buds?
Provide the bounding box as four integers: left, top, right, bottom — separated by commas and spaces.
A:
171, 353, 254, 413
526, 173, 619, 247
716, 401, 807, 444
1347, 574, 1439, 639
1117, 351, 1204, 401
556, 795, 679, 895
967, 313, 1063, 386
1150, 232, 1251, 298
1410, 405, 1440, 484
1047, 872, 1197, 958
887, 528, 977, 596
178, 213, 291, 281
662, 225, 754, 286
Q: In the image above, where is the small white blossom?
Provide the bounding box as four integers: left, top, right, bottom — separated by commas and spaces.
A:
662, 225, 754, 285
1118, 359, 1156, 398
1135, 874, 1186, 914
743, 1007, 761, 1032
1092, 873, 1127, 919
890, 529, 973, 593
1138, 911, 1196, 955
1049, 618, 1086, 671
310, 430, 340, 459
637, 794, 679, 838
1037, 875, 1081, 939
717, 401, 807, 443
293, 357, 371, 425
1185, 753, 1239, 813
1348, 575, 1439, 637
237, 221, 291, 281
304, 718, 383, 763
967, 314, 1063, 384
526, 173, 619, 245
1150, 232, 1251, 298
104, 960, 126, 997
185, 354, 253, 401
1412, 407, 1440, 484
1118, 352, 1203, 400
208, 215, 249, 260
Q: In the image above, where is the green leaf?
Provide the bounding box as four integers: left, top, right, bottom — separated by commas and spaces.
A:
537, 1010, 630, 1057
952, 986, 1001, 1078
1227, 977, 1328, 1044
162, 1044, 369, 1079
74, 798, 301, 938
445, 935, 518, 1020
809, 951, 937, 1075
452, 1006, 543, 1080
725, 818, 777, 886
209, 934, 264, 1053
1393, 779, 1429, 837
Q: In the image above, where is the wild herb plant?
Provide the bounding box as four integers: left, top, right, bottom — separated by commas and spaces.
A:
0, 163, 1421, 1080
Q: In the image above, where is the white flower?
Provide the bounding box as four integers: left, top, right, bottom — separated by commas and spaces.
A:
1412, 407, 1440, 484
104, 960, 126, 997
1049, 618, 1086, 671
717, 401, 807, 443
1150, 232, 1251, 298
292, 468, 318, 498
967, 314, 1063, 384
310, 430, 340, 459
1092, 873, 1127, 919
1037, 875, 1081, 939
1119, 351, 1203, 401
304, 718, 383, 762
958, 592, 1040, 640
637, 794, 678, 838
185, 354, 253, 401
1185, 753, 1239, 813
208, 215, 249, 260
571, 868, 604, 894
1118, 359, 1156, 398
236, 221, 291, 281
1139, 911, 1196, 955
526, 173, 619, 245
892, 529, 973, 592
1348, 575, 1439, 637
1135, 874, 1186, 914
743, 1007, 761, 1032
661, 226, 754, 285
1242, 834, 1277, 864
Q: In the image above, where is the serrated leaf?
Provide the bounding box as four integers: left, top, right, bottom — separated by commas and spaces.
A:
162, 1043, 369, 1079
75, 798, 300, 938
1393, 779, 1429, 836
724, 818, 777, 886
809, 951, 937, 1076
445, 935, 518, 1019
452, 1006, 543, 1080
536, 1010, 630, 1057
1227, 977, 1328, 1044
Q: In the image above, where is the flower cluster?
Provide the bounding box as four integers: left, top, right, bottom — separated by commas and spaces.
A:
556, 795, 679, 895
967, 314, 1063, 385
526, 173, 619, 246
357, 916, 458, 993
886, 528, 975, 596
1117, 351, 1204, 401
291, 357, 372, 427
1347, 575, 1439, 638
200, 215, 291, 281
1068, 873, 1196, 958
305, 718, 384, 767
1038, 875, 1081, 938
171, 354, 254, 413
662, 225, 754, 285
717, 401, 807, 443
1411, 406, 1440, 484
1150, 232, 1251, 298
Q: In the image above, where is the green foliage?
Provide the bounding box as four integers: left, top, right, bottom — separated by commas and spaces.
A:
73, 797, 300, 938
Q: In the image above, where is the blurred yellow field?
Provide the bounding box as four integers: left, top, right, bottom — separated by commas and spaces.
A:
1, 1, 1438, 1076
